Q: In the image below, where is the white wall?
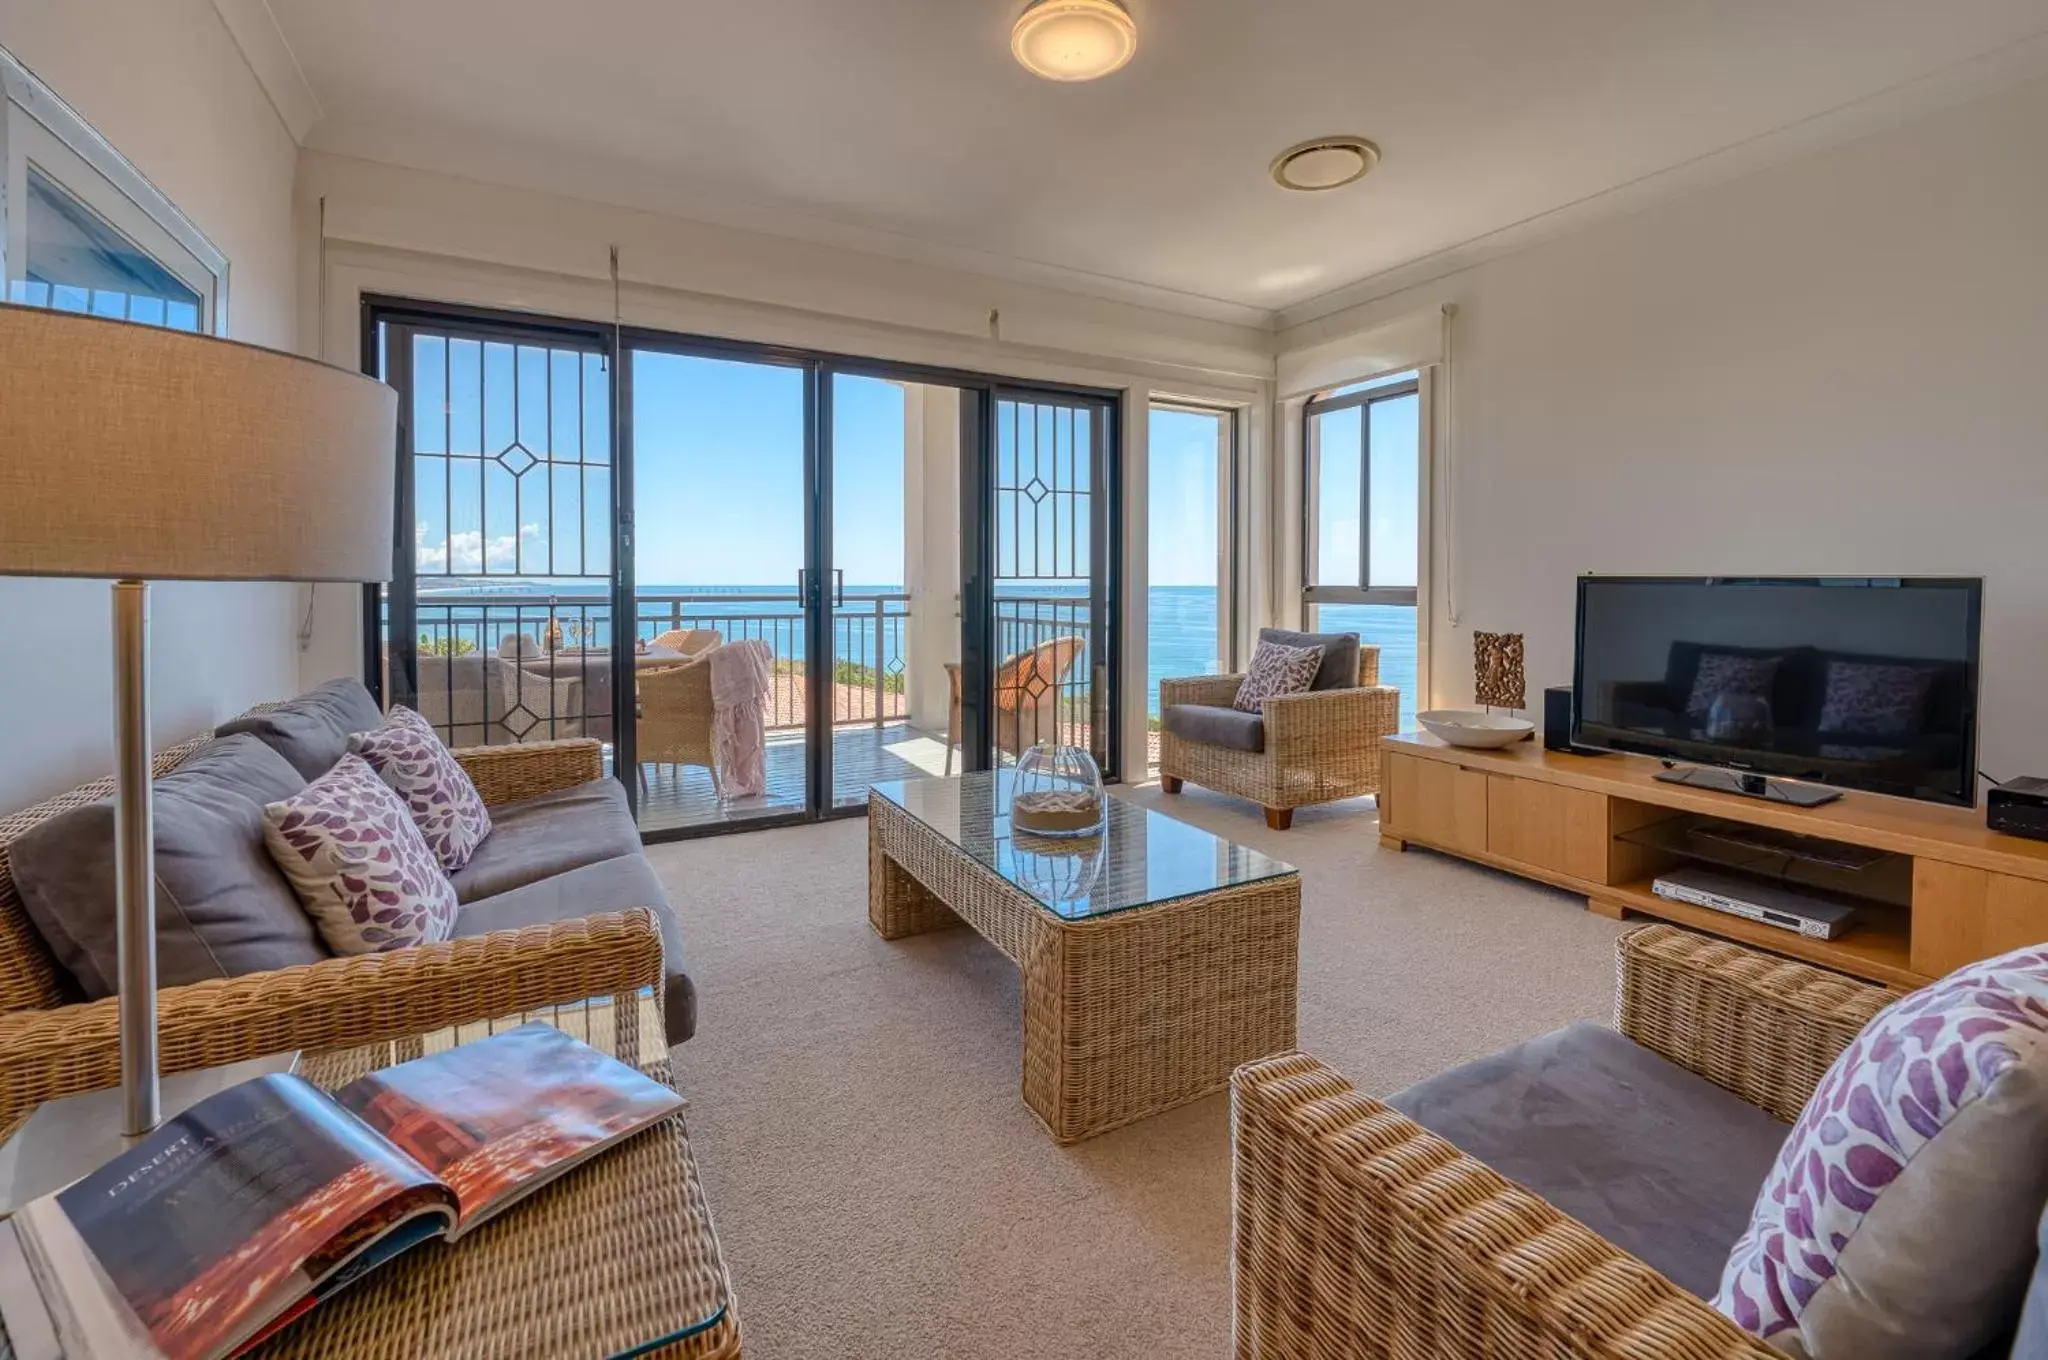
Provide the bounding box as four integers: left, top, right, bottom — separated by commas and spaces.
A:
1277, 73, 2048, 785
0, 0, 302, 808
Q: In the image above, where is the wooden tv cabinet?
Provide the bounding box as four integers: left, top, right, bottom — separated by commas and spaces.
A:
1379, 732, 2048, 990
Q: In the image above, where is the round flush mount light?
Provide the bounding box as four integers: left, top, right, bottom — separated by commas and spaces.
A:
1270, 137, 1381, 192
1011, 0, 1138, 83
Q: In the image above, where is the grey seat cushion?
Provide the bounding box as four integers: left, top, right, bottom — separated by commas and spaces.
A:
1257, 627, 1360, 691
2012, 1202, 2048, 1359
217, 677, 383, 780
1163, 703, 1265, 753
455, 854, 695, 1044
448, 777, 642, 904
1387, 1020, 1788, 1300
11, 735, 329, 999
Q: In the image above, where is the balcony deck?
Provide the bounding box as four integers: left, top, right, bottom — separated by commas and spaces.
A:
632, 721, 956, 832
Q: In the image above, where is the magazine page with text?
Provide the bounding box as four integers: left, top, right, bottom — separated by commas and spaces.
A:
13, 1074, 453, 1360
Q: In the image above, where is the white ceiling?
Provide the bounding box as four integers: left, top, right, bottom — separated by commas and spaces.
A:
262, 0, 2048, 325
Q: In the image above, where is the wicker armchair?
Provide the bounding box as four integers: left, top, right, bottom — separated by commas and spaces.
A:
942, 636, 1088, 776
1230, 925, 1893, 1359
651, 627, 722, 659
1160, 645, 1401, 830
0, 736, 664, 1136
637, 660, 721, 798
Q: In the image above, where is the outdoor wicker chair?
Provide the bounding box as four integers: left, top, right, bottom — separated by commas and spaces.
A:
651, 628, 722, 658
942, 636, 1087, 776
1159, 629, 1401, 829
1230, 924, 1895, 1359
0, 735, 665, 1136
637, 658, 722, 799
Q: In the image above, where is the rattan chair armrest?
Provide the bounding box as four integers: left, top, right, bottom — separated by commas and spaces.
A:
1231, 1051, 1774, 1360
1614, 924, 1889, 1123
1260, 684, 1401, 759
0, 909, 665, 1134
1161, 673, 1245, 708
452, 737, 605, 806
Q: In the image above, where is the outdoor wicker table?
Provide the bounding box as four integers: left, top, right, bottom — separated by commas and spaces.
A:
249, 992, 740, 1360
869, 771, 1302, 1144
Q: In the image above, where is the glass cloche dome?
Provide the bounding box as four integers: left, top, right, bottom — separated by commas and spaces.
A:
1009, 742, 1106, 839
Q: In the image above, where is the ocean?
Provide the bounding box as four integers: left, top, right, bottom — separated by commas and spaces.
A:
414, 582, 1420, 724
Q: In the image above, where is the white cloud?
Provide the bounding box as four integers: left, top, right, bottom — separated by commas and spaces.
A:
416, 522, 547, 574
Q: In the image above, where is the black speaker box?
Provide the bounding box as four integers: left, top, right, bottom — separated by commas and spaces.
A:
1544, 685, 1608, 756
1543, 686, 1574, 751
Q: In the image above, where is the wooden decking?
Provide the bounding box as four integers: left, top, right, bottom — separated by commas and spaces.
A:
632, 722, 955, 832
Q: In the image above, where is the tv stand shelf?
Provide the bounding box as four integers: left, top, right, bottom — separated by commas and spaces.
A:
1379, 732, 2048, 990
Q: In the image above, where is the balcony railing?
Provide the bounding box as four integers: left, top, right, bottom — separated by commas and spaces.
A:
390, 588, 1092, 754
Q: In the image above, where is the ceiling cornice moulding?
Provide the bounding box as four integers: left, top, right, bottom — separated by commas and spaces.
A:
210, 0, 321, 143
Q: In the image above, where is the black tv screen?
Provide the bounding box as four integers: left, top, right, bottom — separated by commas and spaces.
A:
1573, 577, 1982, 807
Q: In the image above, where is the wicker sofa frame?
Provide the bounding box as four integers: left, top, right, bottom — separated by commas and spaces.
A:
0, 735, 664, 1135
1160, 647, 1402, 830
1231, 924, 1895, 1359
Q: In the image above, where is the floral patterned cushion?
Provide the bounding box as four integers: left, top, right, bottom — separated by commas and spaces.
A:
1714, 943, 2048, 1358
1233, 640, 1325, 714
260, 754, 460, 956
347, 706, 492, 872
1684, 650, 1784, 722
1816, 659, 1938, 736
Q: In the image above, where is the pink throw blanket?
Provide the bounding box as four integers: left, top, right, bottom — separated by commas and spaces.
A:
708, 640, 773, 798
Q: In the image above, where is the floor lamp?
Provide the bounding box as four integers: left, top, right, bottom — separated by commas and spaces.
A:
0, 303, 395, 1167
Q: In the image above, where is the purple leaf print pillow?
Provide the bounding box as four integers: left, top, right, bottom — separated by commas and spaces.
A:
346, 706, 492, 872
1713, 942, 2048, 1359
260, 754, 459, 956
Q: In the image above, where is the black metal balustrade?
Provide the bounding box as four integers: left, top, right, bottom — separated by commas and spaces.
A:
386, 589, 1091, 758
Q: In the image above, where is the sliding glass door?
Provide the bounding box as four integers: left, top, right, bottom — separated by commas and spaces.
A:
627, 348, 812, 831
373, 313, 618, 755
369, 298, 1120, 836
988, 392, 1116, 775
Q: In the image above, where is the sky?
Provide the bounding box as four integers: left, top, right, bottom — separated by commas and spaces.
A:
1147, 407, 1225, 586
1311, 391, 1420, 588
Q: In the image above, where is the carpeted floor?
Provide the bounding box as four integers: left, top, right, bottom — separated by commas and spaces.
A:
650, 782, 1629, 1359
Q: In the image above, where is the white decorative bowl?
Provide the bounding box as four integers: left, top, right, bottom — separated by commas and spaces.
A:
1417, 709, 1536, 749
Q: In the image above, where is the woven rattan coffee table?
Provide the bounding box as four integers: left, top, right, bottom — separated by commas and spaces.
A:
869, 772, 1301, 1144
254, 992, 739, 1360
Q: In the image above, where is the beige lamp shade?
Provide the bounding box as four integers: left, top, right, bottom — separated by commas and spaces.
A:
0, 303, 397, 581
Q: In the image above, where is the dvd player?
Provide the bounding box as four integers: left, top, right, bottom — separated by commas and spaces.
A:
1651, 866, 1858, 940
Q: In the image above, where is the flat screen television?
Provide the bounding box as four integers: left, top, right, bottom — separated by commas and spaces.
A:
1573, 577, 1983, 807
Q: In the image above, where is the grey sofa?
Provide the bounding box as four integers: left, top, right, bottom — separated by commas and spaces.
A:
11, 678, 695, 1045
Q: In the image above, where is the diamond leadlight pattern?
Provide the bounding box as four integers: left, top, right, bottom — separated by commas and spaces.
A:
496, 442, 540, 477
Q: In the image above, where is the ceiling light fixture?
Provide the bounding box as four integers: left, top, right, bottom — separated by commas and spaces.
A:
1270, 137, 1381, 192
1011, 0, 1138, 83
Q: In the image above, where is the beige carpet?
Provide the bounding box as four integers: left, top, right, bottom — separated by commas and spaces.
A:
650, 783, 1629, 1359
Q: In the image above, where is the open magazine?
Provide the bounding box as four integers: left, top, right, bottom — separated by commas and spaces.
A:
0, 1023, 683, 1360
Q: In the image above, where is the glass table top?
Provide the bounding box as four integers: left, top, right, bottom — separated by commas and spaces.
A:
871, 771, 1298, 920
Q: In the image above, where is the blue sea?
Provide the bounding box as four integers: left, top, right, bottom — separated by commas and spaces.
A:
1146, 588, 1418, 725
414, 582, 1419, 725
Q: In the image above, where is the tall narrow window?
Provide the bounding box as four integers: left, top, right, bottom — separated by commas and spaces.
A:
1147, 403, 1235, 768
1, 49, 225, 333
1304, 373, 1420, 725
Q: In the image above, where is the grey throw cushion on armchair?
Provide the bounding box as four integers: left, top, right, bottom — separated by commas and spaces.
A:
1255, 627, 1361, 692
10, 734, 330, 999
